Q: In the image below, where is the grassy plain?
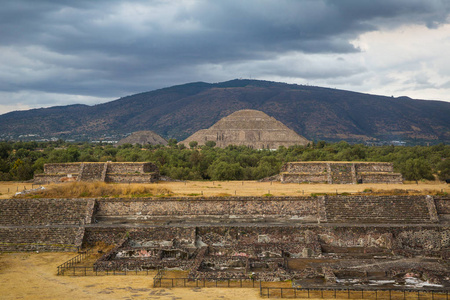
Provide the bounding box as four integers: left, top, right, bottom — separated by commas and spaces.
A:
1, 180, 448, 199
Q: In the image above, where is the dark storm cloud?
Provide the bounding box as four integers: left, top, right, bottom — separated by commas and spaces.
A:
1, 0, 450, 102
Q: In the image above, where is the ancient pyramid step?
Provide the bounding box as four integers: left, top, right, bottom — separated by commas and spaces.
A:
179, 109, 310, 149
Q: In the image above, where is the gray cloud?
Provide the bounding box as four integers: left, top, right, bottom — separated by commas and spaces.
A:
0, 0, 450, 113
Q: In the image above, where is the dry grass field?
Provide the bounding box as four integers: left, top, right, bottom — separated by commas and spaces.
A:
0, 180, 448, 199
0, 252, 265, 300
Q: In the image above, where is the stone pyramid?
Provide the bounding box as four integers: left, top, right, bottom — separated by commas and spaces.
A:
180, 109, 309, 149
116, 131, 168, 147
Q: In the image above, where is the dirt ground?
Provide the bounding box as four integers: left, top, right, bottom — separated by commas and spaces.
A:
0, 252, 267, 300
1, 253, 446, 300
0, 180, 448, 199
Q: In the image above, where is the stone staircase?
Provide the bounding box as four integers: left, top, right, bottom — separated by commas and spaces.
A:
329, 163, 353, 184
0, 199, 93, 226
78, 163, 106, 181
325, 195, 433, 223
0, 227, 83, 252
0, 198, 95, 251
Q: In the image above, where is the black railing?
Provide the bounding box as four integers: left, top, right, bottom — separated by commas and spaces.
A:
56, 248, 92, 275
153, 269, 165, 287
154, 276, 259, 288
57, 266, 450, 299
259, 286, 450, 299
57, 266, 154, 276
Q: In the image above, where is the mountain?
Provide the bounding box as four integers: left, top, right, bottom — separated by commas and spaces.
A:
179, 109, 310, 149
1, 79, 449, 143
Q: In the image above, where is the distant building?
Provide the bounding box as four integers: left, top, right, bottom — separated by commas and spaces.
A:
115, 131, 168, 147
180, 109, 309, 149
34, 162, 159, 183
280, 162, 403, 184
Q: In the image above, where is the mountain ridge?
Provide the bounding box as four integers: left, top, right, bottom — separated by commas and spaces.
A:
1, 79, 449, 143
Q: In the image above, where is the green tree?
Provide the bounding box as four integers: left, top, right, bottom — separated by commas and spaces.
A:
205, 141, 216, 148
10, 158, 34, 181
0, 142, 12, 159
437, 159, 450, 181
189, 141, 198, 149
401, 158, 434, 183
208, 161, 243, 180
168, 139, 178, 147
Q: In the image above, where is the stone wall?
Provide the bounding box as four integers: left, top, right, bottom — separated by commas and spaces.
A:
108, 162, 159, 173
79, 163, 105, 181
34, 174, 78, 183
95, 197, 319, 221
1, 195, 447, 253
84, 225, 449, 257
95, 195, 439, 225
105, 173, 159, 183
358, 172, 403, 184
83, 227, 128, 246
0, 198, 94, 251
44, 163, 81, 174
435, 197, 450, 222
0, 227, 84, 252
0, 198, 95, 226
435, 197, 450, 214
325, 195, 434, 223
281, 173, 328, 183
281, 162, 327, 173
35, 162, 159, 183
355, 162, 393, 172
280, 162, 402, 184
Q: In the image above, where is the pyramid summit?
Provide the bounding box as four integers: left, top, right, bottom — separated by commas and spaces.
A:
180, 109, 310, 149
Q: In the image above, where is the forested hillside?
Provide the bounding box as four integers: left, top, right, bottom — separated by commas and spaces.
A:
1, 140, 449, 182
1, 80, 449, 143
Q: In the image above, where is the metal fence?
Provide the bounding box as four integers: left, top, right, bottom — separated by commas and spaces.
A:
56, 248, 92, 275
57, 265, 450, 299
259, 286, 450, 299
153, 276, 260, 288
58, 266, 155, 276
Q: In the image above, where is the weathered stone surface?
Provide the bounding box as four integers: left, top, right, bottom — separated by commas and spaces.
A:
1, 195, 448, 259
325, 195, 435, 223
0, 198, 95, 226
280, 162, 403, 184
115, 130, 168, 147
179, 109, 310, 149
34, 162, 159, 183
0, 198, 95, 251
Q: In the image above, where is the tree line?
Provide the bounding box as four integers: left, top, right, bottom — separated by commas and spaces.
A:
0, 140, 449, 182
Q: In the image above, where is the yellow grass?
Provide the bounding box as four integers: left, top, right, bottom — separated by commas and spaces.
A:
0, 180, 448, 199
155, 180, 449, 197
5, 181, 172, 199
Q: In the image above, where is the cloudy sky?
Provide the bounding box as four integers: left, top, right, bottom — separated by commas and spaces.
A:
1, 0, 450, 114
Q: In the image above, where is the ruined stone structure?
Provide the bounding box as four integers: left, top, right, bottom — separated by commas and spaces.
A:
34, 162, 159, 184
1, 195, 449, 286
180, 109, 310, 149
0, 198, 95, 251
115, 131, 168, 147
280, 162, 403, 184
